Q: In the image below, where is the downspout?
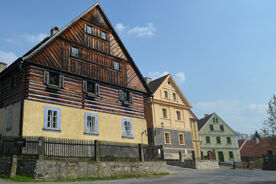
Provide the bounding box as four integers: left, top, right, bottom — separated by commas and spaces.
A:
18, 59, 25, 137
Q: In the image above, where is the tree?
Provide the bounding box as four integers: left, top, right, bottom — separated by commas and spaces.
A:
261, 95, 276, 137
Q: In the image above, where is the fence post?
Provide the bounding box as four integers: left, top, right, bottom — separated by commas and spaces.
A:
0, 135, 3, 158
138, 144, 144, 162
10, 155, 18, 178
94, 140, 100, 162
38, 137, 45, 159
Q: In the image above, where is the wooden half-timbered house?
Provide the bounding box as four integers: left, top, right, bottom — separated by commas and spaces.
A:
0, 3, 151, 144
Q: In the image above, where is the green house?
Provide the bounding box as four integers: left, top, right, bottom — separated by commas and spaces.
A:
198, 113, 241, 163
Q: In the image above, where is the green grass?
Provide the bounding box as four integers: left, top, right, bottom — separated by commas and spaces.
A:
0, 172, 169, 182
0, 175, 36, 182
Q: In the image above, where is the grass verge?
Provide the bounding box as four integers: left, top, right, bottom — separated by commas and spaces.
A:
0, 172, 169, 182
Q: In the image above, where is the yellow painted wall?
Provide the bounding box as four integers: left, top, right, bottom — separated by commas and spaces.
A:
152, 76, 194, 132
0, 101, 21, 136
22, 100, 148, 144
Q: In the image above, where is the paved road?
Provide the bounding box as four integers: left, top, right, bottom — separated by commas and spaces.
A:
1, 166, 276, 184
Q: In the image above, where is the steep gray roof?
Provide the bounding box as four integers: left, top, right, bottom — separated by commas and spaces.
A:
197, 113, 214, 131
148, 74, 169, 94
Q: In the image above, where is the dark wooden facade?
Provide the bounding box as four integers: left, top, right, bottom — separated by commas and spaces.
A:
0, 4, 150, 122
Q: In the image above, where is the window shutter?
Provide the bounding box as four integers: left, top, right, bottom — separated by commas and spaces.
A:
95, 84, 100, 96
122, 120, 125, 137
129, 92, 133, 104
83, 80, 87, 93
43, 71, 49, 85
59, 74, 64, 88
119, 90, 123, 101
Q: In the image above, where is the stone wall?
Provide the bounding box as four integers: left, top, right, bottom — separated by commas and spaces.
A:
0, 159, 10, 175
166, 160, 195, 169
0, 159, 168, 180
166, 159, 219, 169
195, 160, 219, 169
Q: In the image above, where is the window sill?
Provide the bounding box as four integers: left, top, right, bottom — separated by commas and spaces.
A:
46, 84, 62, 90
122, 136, 134, 139
121, 100, 132, 106
179, 144, 185, 146
164, 143, 171, 145
84, 132, 99, 136
43, 128, 61, 132
175, 120, 184, 122
86, 92, 98, 98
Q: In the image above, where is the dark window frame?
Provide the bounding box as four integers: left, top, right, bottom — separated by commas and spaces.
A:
216, 136, 221, 144
162, 108, 167, 118
220, 125, 224, 131
227, 137, 232, 144
119, 90, 132, 106
176, 111, 181, 120
210, 124, 214, 131
83, 80, 100, 98
206, 136, 211, 144
43, 70, 64, 90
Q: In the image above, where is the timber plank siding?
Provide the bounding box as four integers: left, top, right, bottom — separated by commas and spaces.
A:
25, 65, 146, 119
0, 3, 151, 141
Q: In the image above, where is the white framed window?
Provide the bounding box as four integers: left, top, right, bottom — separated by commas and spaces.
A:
114, 61, 120, 71
101, 31, 107, 40
43, 106, 61, 132
87, 25, 92, 34
85, 113, 98, 135
6, 106, 13, 131
122, 119, 133, 138
164, 132, 171, 144
179, 133, 185, 145
71, 47, 79, 57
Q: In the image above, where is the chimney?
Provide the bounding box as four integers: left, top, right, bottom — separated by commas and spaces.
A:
256, 138, 260, 144
204, 114, 209, 117
50, 26, 59, 36
0, 62, 7, 73
144, 77, 152, 84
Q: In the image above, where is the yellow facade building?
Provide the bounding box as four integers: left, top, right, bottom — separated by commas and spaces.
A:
145, 74, 201, 159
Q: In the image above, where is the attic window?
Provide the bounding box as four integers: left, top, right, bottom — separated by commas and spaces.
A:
114, 61, 120, 71
101, 31, 107, 40
87, 25, 93, 34
71, 47, 79, 57
173, 93, 176, 100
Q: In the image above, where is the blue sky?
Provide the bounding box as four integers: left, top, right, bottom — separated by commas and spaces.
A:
1, 0, 275, 135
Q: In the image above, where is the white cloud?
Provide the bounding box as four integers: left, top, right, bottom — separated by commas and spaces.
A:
127, 23, 156, 38
192, 100, 267, 134
148, 71, 169, 79
116, 23, 127, 32
175, 72, 186, 84
21, 33, 47, 43
148, 71, 186, 84
0, 50, 18, 65
4, 38, 20, 45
